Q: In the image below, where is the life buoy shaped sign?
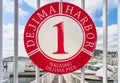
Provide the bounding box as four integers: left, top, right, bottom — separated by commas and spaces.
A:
24, 2, 97, 74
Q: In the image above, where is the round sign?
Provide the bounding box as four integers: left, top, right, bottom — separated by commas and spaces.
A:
24, 2, 97, 74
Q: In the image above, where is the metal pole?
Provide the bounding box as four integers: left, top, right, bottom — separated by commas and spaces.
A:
36, 67, 40, 83
103, 0, 108, 83
49, 73, 52, 83
81, 0, 85, 10
36, 0, 40, 83
118, 0, 120, 82
37, 0, 40, 8
81, 67, 85, 83
68, 74, 71, 83
14, 0, 19, 83
81, 0, 85, 83
58, 0, 63, 82
58, 75, 63, 83
0, 0, 3, 83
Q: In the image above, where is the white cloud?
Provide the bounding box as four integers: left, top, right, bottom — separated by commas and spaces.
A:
3, 24, 14, 40
3, 0, 29, 18
3, 23, 118, 58
17, 0, 94, 22
22, 0, 81, 9
85, 0, 103, 17
3, 23, 14, 58
3, 23, 27, 58
18, 25, 28, 57
3, 0, 14, 13
23, 0, 37, 8
19, 8, 29, 18
18, 0, 117, 21
19, 0, 24, 4
41, 0, 61, 6
96, 24, 118, 51
108, 0, 117, 11
2, 0, 118, 58
85, 0, 117, 21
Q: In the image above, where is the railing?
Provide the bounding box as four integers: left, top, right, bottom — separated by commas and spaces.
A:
0, 0, 3, 83
70, 73, 89, 83
0, 0, 119, 83
30, 73, 89, 83
2, 79, 10, 83
30, 73, 55, 83
118, 0, 120, 83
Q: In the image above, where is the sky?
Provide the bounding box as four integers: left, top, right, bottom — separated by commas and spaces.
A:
2, 0, 118, 58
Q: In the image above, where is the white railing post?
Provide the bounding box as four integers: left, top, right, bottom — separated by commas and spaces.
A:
42, 78, 44, 83
0, 0, 3, 83
81, 67, 85, 83
36, 0, 40, 83
60, 0, 63, 2
37, 0, 40, 8
75, 78, 77, 83
81, 0, 85, 9
36, 67, 39, 83
58, 75, 62, 83
81, 0, 85, 83
103, 0, 108, 83
14, 0, 19, 83
2, 79, 10, 83
118, 0, 120, 82
68, 75, 71, 83
49, 73, 52, 83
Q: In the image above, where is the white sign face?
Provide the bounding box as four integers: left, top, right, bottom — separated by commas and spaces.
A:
24, 2, 97, 74
38, 16, 83, 60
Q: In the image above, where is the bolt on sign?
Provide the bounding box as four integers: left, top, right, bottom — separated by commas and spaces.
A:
24, 2, 97, 74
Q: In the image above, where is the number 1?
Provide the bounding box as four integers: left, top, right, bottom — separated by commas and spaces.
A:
53, 22, 68, 54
